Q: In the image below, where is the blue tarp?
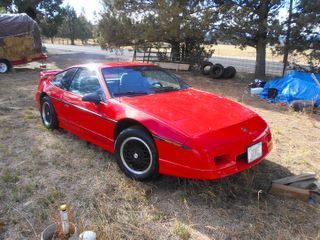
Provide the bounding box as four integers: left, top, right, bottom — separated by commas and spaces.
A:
259, 71, 320, 106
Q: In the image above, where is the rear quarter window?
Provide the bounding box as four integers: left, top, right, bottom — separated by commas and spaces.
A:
51, 68, 78, 89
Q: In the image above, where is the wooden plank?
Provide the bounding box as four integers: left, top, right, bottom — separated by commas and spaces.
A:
272, 172, 316, 185
270, 183, 310, 201
178, 63, 190, 71
312, 180, 320, 190
155, 62, 190, 71
288, 179, 316, 189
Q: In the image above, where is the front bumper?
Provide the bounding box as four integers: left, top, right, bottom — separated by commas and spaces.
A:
155, 127, 272, 180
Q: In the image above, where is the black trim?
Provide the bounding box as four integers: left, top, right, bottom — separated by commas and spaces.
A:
48, 96, 189, 149
153, 134, 191, 150
49, 96, 117, 123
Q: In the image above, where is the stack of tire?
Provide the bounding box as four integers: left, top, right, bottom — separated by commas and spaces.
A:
200, 61, 236, 79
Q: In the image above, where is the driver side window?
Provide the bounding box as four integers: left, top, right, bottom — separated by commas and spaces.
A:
69, 68, 104, 99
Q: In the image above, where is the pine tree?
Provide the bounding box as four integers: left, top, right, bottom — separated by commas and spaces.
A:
99, 0, 218, 62
38, 0, 64, 43
1, 0, 62, 20
216, 0, 282, 78
57, 6, 94, 45
57, 5, 78, 45
288, 0, 320, 72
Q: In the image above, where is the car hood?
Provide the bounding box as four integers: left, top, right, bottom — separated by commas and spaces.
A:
119, 88, 259, 137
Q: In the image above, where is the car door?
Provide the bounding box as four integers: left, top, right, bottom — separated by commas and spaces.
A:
62, 67, 115, 149
48, 67, 78, 124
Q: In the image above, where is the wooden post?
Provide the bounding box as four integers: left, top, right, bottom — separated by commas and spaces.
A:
143, 51, 146, 63
132, 45, 137, 62
147, 47, 151, 63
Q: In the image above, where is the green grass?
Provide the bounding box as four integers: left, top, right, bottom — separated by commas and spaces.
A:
174, 220, 191, 240
1, 168, 20, 183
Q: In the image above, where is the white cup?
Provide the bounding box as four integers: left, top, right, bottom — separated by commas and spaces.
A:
79, 231, 97, 240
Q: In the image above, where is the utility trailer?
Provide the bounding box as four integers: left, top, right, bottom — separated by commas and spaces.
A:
0, 13, 47, 73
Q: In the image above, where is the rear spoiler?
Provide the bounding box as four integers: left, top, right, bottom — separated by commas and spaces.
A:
39, 69, 61, 79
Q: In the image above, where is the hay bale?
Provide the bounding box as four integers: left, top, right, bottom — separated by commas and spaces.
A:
1, 34, 36, 61
3, 36, 14, 47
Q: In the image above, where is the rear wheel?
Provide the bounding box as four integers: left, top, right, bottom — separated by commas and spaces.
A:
115, 126, 159, 181
40, 96, 58, 129
0, 60, 10, 73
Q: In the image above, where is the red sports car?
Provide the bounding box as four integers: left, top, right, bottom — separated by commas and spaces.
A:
35, 62, 272, 181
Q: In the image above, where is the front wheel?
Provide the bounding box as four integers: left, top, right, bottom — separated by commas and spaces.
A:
115, 126, 159, 181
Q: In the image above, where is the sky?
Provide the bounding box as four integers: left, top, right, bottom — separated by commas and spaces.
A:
63, 0, 105, 23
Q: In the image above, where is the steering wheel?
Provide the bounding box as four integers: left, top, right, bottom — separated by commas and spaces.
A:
152, 82, 163, 88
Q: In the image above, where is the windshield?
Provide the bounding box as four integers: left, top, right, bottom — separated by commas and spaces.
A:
101, 66, 189, 97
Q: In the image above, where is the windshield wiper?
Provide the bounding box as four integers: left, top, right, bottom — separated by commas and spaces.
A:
152, 86, 179, 93
113, 91, 149, 97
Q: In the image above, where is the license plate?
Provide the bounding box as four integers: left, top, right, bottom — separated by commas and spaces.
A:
247, 142, 262, 163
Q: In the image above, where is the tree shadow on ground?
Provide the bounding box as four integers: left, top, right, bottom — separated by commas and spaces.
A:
146, 160, 319, 239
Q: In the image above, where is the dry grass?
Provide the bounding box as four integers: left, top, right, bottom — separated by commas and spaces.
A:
0, 51, 319, 239
206, 44, 311, 65
206, 44, 278, 61
43, 38, 99, 46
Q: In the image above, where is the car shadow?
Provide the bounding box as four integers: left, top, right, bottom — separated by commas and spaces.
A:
148, 159, 292, 203
142, 159, 318, 239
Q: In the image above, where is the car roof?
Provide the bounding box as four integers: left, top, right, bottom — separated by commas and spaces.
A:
71, 62, 156, 69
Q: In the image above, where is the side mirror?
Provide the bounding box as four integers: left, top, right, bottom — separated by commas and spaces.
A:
82, 93, 101, 104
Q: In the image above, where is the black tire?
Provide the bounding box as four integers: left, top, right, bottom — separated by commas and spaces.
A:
0, 59, 11, 73
40, 96, 59, 129
210, 63, 224, 79
222, 66, 237, 79
200, 61, 213, 75
115, 126, 159, 181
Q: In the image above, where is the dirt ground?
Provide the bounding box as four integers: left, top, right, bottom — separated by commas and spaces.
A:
0, 50, 320, 240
